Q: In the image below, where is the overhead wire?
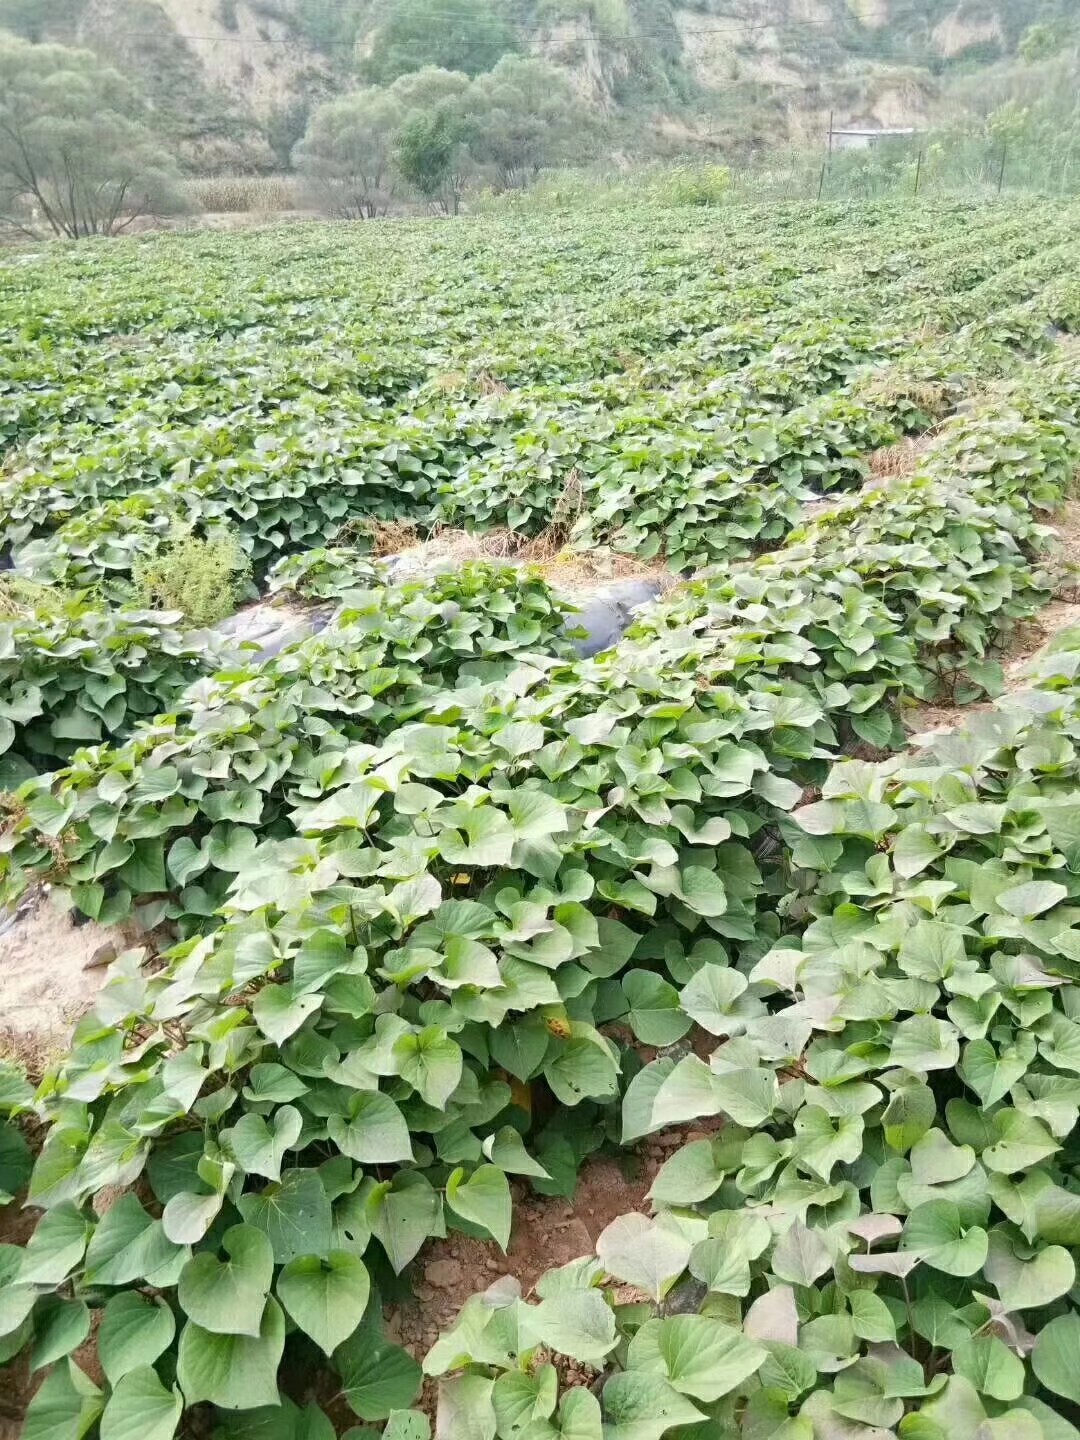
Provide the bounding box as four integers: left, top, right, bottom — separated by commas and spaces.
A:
38, 0, 965, 49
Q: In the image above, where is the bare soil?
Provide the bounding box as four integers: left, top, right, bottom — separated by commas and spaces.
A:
389, 1129, 712, 1420
0, 888, 150, 1078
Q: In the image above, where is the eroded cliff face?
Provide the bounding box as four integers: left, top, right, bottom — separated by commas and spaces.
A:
33, 0, 1054, 166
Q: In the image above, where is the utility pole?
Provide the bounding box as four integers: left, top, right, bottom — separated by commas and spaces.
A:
914, 149, 923, 197
997, 143, 1008, 195
818, 109, 834, 201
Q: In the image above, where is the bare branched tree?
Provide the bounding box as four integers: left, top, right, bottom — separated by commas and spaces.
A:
0, 36, 185, 240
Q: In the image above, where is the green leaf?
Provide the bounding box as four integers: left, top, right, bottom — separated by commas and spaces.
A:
596, 1213, 691, 1301
890, 1014, 960, 1072
600, 1372, 705, 1440
547, 1387, 603, 1440
178, 1224, 275, 1337
882, 1083, 936, 1154
30, 1298, 91, 1372
277, 1251, 371, 1355
984, 1229, 1075, 1311
648, 1139, 727, 1207
446, 1165, 511, 1250
0, 1279, 36, 1340
482, 1127, 551, 1180
626, 1315, 766, 1401
770, 1220, 832, 1288
507, 790, 568, 840
621, 1058, 675, 1143
441, 806, 515, 866
997, 880, 1067, 918
983, 1110, 1060, 1174
435, 1374, 496, 1440
528, 1288, 617, 1364
488, 1015, 550, 1081
22, 1361, 103, 1440
909, 1129, 975, 1186
368, 1171, 441, 1274
161, 1189, 223, 1246
177, 1296, 285, 1410
328, 1092, 413, 1165
83, 1194, 187, 1286
227, 1106, 303, 1182
167, 836, 210, 888
98, 1293, 176, 1384
393, 1028, 463, 1109
1033, 1313, 1080, 1404
251, 983, 324, 1045
893, 824, 944, 879
952, 1333, 1025, 1402
335, 1331, 422, 1421
960, 1038, 1032, 1108
901, 1201, 988, 1276
383, 1415, 431, 1440
792, 1105, 864, 1182
621, 970, 691, 1047
676, 867, 728, 917
20, 1202, 91, 1283
242, 1065, 310, 1105
757, 1342, 818, 1404
492, 1364, 557, 1435
544, 1032, 619, 1107
237, 1169, 333, 1264
653, 1053, 777, 1128
117, 838, 167, 895
847, 1290, 896, 1343
689, 1211, 771, 1296
100, 1367, 183, 1440
677, 964, 751, 1036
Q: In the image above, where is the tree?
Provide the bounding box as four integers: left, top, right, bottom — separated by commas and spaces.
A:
363, 0, 518, 85
294, 88, 404, 218
465, 55, 589, 191
0, 0, 83, 43
1019, 22, 1063, 64
0, 36, 184, 239
291, 0, 363, 53
390, 67, 474, 214
266, 99, 311, 172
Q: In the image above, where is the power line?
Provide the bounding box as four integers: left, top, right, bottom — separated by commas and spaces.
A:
45, 0, 964, 49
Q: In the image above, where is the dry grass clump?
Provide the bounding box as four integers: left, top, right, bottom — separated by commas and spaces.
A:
858, 373, 953, 421
364, 519, 421, 557
183, 176, 301, 214
866, 431, 938, 485
430, 370, 510, 397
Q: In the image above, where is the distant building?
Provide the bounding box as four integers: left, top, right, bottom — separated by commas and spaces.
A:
832, 126, 920, 151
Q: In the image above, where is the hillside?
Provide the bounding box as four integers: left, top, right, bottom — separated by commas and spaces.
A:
0, 0, 1075, 169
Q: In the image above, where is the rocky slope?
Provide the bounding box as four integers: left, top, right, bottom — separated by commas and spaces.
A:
3, 0, 1072, 169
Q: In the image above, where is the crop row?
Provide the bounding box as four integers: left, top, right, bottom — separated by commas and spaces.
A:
6, 274, 1078, 596
3, 204, 1077, 573
2, 341, 1077, 1437
423, 616, 1080, 1440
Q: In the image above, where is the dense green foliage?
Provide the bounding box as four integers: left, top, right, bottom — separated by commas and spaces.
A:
0, 34, 185, 239
427, 619, 1080, 1438
362, 0, 520, 83
2, 201, 1080, 1439
296, 58, 588, 211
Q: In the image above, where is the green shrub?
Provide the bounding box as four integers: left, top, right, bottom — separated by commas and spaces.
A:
132, 528, 253, 627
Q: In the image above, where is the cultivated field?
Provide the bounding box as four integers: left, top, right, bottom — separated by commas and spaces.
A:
3, 200, 1080, 1439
